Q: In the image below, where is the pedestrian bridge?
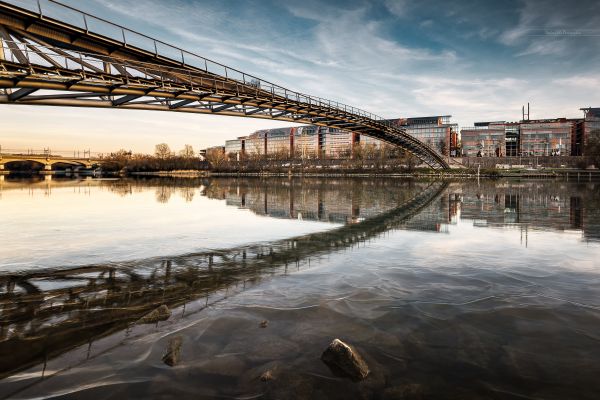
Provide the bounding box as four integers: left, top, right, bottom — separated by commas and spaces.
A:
0, 153, 96, 171
0, 1, 449, 169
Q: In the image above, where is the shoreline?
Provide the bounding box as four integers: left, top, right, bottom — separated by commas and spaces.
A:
2, 169, 599, 180
207, 169, 600, 180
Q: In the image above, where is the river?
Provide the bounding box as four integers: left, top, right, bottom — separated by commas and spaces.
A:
0, 175, 599, 399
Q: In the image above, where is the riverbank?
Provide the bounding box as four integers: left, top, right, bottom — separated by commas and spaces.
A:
129, 170, 209, 178
3, 166, 599, 181
208, 168, 600, 180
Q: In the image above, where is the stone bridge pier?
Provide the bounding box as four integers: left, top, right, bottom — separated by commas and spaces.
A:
39, 163, 53, 174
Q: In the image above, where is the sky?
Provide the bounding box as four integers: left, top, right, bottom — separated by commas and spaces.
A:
1, 0, 599, 154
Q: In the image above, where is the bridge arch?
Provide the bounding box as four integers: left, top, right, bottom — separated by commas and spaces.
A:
1, 159, 46, 171
0, 1, 449, 169
0, 157, 92, 171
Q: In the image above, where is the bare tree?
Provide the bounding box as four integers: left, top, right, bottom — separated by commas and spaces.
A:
155, 143, 172, 159
179, 144, 195, 158
205, 147, 227, 169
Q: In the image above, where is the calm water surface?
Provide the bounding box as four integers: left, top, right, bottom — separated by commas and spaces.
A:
0, 175, 599, 399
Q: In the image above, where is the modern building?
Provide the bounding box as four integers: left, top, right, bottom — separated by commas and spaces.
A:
240, 131, 265, 156
390, 115, 457, 155
519, 120, 573, 156
224, 139, 243, 156
581, 108, 600, 155
209, 114, 459, 159
460, 122, 507, 157
459, 111, 595, 157
220, 125, 380, 160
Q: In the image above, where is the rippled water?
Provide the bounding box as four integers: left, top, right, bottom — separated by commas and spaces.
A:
1, 175, 599, 399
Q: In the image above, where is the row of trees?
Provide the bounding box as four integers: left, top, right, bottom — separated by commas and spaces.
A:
101, 143, 208, 172
204, 143, 423, 172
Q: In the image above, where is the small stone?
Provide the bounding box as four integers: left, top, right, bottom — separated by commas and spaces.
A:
260, 320, 269, 328
382, 383, 425, 400
260, 369, 274, 382
138, 304, 171, 324
321, 338, 370, 381
162, 336, 183, 366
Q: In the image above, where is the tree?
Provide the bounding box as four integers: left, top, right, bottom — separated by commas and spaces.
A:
110, 149, 132, 159
179, 144, 195, 158
439, 139, 448, 156
205, 147, 227, 169
155, 143, 171, 159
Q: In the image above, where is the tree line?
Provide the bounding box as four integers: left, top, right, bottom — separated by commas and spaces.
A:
100, 143, 209, 172
204, 142, 424, 173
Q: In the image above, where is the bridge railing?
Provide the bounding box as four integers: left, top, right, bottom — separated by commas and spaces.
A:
0, 0, 396, 129
0, 147, 103, 158
1, 36, 396, 134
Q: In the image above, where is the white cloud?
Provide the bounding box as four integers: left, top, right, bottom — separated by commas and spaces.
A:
383, 0, 410, 18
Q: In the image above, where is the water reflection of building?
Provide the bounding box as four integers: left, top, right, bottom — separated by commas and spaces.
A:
450, 181, 600, 242
208, 178, 452, 232
209, 179, 600, 241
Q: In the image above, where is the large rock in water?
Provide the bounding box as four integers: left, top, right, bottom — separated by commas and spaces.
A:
162, 336, 183, 366
138, 304, 171, 324
321, 338, 370, 381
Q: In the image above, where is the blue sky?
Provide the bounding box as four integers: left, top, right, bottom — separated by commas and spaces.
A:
1, 0, 599, 153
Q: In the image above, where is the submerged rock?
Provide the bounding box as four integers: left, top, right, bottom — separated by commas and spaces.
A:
321, 338, 370, 381
382, 383, 425, 400
162, 336, 183, 366
260, 369, 274, 382
138, 304, 171, 324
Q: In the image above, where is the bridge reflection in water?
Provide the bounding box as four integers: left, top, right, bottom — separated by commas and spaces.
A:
0, 179, 447, 386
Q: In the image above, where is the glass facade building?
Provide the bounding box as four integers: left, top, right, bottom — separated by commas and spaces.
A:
519, 121, 572, 156
460, 123, 506, 157
390, 116, 457, 155
461, 118, 583, 157
582, 108, 600, 155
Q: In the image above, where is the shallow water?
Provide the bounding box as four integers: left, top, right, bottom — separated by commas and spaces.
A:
0, 176, 599, 399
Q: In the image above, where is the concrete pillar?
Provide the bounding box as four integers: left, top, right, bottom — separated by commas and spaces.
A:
40, 163, 54, 174
0, 37, 4, 61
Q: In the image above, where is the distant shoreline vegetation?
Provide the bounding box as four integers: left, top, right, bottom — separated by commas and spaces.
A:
3, 142, 597, 178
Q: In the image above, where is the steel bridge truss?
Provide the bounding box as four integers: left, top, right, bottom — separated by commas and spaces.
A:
0, 0, 449, 169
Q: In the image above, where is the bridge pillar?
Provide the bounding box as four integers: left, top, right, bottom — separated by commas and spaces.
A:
39, 163, 54, 175
0, 163, 6, 175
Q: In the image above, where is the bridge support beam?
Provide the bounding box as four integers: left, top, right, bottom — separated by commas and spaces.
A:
39, 163, 54, 175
